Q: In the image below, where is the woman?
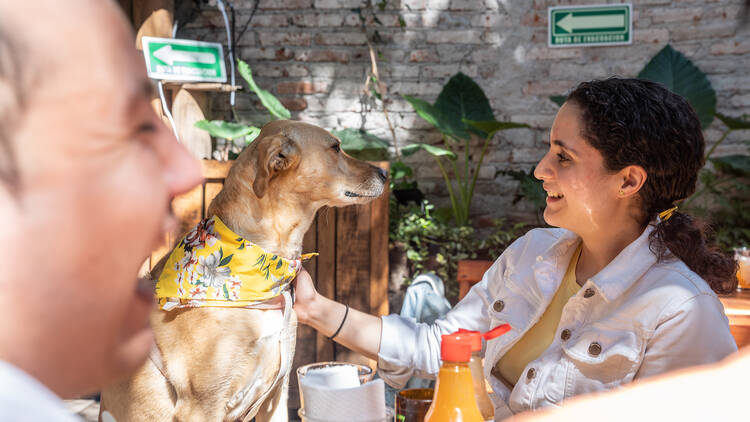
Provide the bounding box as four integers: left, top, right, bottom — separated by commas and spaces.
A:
292, 78, 738, 420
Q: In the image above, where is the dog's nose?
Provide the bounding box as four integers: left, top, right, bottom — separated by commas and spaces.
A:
376, 167, 388, 182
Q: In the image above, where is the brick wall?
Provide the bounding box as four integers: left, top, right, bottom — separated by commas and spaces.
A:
179, 0, 750, 221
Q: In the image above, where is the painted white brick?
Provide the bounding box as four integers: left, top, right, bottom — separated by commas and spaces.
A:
190, 0, 750, 219
649, 7, 704, 24
313, 0, 362, 8
425, 30, 484, 44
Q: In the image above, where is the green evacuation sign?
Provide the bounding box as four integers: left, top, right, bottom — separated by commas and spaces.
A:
549, 4, 632, 48
142, 36, 226, 83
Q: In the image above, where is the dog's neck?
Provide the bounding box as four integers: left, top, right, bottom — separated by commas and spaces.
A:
207, 177, 319, 260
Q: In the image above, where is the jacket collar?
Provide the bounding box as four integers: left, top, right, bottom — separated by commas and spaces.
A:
588, 224, 658, 303
533, 224, 657, 304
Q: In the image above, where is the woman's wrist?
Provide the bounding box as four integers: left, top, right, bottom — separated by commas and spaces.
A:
295, 291, 322, 326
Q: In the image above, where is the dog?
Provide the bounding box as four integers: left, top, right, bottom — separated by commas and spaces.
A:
100, 120, 387, 422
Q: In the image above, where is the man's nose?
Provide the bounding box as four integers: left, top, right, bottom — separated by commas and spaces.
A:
161, 133, 203, 197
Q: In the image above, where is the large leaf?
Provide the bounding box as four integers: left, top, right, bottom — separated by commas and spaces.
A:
194, 120, 260, 141
716, 113, 750, 130
434, 72, 494, 138
549, 95, 567, 107
403, 95, 468, 140
237, 59, 291, 120
505, 167, 546, 210
331, 128, 389, 151
464, 119, 530, 138
710, 155, 750, 177
390, 161, 413, 181
401, 143, 457, 160
331, 128, 390, 161
637, 45, 716, 129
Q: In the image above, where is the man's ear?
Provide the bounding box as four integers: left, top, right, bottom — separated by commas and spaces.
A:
252, 133, 300, 198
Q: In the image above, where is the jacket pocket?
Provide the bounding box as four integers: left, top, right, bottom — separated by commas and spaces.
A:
561, 327, 645, 388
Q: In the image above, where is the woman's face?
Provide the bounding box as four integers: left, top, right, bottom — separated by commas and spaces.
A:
534, 102, 624, 237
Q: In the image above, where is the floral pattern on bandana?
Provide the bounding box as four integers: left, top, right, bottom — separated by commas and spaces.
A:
155, 216, 317, 310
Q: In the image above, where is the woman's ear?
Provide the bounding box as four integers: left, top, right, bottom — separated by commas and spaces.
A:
618, 165, 647, 197
252, 133, 300, 198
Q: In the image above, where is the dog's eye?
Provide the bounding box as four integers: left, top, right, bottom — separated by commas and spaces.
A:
331, 144, 341, 153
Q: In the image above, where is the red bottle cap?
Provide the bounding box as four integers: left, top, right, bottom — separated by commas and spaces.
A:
483, 323, 511, 340
456, 329, 482, 352
440, 332, 473, 362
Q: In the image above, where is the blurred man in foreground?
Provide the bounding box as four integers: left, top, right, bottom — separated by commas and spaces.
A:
0, 0, 201, 419
511, 348, 749, 421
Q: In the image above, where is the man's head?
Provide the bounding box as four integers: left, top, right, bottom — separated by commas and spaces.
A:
0, 0, 201, 397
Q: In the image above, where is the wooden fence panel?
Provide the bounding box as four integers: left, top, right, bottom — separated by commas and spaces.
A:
315, 208, 337, 363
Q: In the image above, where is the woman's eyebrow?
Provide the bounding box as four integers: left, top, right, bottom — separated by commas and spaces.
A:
553, 139, 578, 155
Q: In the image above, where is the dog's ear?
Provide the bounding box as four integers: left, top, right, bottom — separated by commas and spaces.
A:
252, 133, 300, 198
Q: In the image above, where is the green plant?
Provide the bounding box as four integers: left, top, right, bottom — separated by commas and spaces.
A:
195, 59, 290, 160
331, 128, 390, 162
389, 198, 529, 301
504, 166, 547, 224
685, 114, 750, 249
403, 72, 529, 226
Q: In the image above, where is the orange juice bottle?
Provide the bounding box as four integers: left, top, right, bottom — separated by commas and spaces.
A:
424, 332, 484, 422
456, 330, 493, 420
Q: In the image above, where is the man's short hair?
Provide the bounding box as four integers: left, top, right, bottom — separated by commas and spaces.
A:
0, 23, 28, 194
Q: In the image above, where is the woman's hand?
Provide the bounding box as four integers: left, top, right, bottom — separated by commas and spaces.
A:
293, 266, 320, 325
292, 266, 383, 359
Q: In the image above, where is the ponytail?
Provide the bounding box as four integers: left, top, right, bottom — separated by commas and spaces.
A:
649, 211, 737, 294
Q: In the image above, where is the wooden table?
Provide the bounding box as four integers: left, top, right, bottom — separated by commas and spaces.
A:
718, 290, 750, 349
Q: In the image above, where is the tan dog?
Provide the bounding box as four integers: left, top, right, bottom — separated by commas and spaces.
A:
100, 120, 386, 422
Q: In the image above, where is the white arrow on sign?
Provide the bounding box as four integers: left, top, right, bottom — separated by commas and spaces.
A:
556, 13, 625, 33
153, 45, 216, 66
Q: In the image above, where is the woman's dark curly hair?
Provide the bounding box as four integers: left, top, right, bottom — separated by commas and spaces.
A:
566, 78, 737, 294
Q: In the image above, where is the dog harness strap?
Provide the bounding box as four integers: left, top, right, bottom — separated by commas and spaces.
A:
225, 290, 295, 422
148, 344, 169, 381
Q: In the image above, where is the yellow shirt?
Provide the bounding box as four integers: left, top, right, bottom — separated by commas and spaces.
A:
495, 244, 582, 386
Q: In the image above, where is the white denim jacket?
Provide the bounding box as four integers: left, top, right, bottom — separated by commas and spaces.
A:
378, 225, 737, 420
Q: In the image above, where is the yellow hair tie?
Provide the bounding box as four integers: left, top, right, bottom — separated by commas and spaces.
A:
658, 206, 678, 221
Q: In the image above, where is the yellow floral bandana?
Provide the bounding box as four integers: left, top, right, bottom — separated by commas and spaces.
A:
155, 216, 316, 310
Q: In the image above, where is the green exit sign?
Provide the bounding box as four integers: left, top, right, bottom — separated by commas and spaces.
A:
142, 36, 226, 83
549, 4, 632, 48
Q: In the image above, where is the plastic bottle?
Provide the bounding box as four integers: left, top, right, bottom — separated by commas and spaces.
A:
457, 330, 494, 421
424, 332, 484, 422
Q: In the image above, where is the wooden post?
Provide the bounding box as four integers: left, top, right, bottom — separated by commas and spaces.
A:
133, 0, 173, 50
172, 88, 213, 159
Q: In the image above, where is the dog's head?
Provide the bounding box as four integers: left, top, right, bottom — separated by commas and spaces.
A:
240, 120, 387, 207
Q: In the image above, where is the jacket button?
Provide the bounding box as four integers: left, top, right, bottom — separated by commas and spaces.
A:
526, 368, 536, 380
583, 288, 595, 298
493, 300, 505, 312
560, 329, 571, 341
588, 342, 602, 356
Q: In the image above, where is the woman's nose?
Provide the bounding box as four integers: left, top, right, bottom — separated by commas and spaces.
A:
534, 153, 552, 181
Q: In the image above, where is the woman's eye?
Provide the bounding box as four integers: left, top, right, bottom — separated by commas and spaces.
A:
332, 144, 341, 153
557, 152, 569, 162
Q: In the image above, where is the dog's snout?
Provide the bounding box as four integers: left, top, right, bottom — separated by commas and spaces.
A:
376, 167, 388, 182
